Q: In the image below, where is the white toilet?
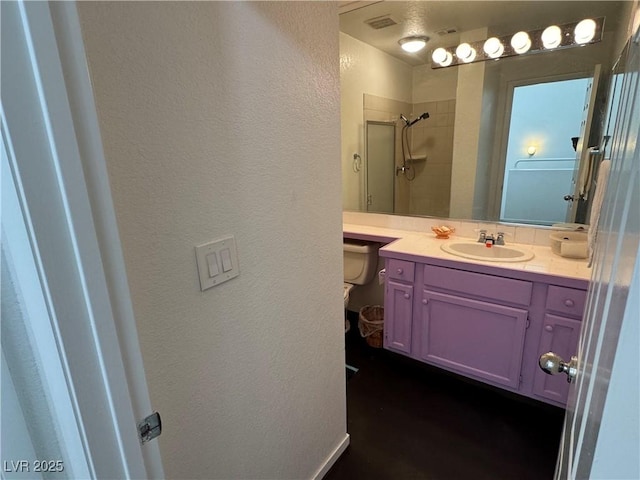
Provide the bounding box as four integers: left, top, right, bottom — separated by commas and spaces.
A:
343, 240, 378, 331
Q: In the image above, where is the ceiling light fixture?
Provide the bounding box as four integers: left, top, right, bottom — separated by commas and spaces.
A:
399, 36, 430, 53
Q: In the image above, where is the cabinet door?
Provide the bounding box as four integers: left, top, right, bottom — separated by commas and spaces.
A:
384, 280, 413, 354
419, 290, 528, 389
532, 314, 581, 404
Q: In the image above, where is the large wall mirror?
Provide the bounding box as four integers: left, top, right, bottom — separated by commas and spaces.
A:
340, 1, 635, 226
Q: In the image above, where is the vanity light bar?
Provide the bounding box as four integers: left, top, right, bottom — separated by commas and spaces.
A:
431, 17, 604, 69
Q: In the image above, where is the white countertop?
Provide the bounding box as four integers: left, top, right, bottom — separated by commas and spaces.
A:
344, 223, 591, 282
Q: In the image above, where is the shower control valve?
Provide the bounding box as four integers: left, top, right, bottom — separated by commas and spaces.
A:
396, 165, 410, 176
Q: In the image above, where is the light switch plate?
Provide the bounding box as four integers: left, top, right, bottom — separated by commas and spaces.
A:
195, 235, 240, 291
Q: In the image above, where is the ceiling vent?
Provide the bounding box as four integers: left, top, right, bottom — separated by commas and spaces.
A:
437, 27, 458, 36
364, 14, 398, 30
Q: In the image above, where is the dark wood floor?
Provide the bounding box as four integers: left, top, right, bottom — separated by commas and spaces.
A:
326, 314, 565, 480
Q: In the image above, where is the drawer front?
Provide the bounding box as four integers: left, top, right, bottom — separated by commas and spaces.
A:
546, 286, 587, 318
387, 259, 415, 282
423, 265, 532, 306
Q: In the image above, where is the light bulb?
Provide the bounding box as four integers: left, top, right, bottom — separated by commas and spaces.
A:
511, 31, 531, 54
542, 25, 562, 49
483, 37, 504, 58
401, 40, 426, 53
432, 47, 453, 66
399, 36, 429, 53
527, 146, 537, 156
575, 19, 596, 44
455, 43, 476, 63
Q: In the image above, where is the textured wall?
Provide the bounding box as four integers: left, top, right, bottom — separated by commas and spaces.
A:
340, 32, 412, 211
449, 28, 488, 219
412, 64, 458, 104
77, 2, 345, 478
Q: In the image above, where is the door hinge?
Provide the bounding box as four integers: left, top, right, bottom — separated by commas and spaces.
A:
138, 411, 162, 444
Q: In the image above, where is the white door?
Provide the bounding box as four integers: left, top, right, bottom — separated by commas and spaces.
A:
553, 20, 640, 479
1, 1, 163, 477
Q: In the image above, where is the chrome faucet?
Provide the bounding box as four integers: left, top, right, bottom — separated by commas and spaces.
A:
477, 230, 506, 246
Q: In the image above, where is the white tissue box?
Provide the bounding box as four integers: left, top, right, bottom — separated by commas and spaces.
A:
549, 231, 588, 259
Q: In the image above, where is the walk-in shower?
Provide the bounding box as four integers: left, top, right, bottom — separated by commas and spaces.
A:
397, 112, 429, 180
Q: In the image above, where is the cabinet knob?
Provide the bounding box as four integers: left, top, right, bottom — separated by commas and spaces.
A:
404, 293, 411, 299
545, 325, 553, 332
422, 299, 428, 305
564, 299, 575, 308
397, 268, 403, 275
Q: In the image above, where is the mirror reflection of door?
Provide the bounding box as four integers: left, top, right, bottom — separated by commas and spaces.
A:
500, 76, 591, 225
567, 65, 602, 224
365, 121, 395, 214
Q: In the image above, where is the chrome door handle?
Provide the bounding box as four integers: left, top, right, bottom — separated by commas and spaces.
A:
539, 352, 578, 383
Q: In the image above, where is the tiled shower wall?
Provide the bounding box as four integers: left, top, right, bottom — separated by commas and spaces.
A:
411, 99, 456, 217
363, 94, 456, 217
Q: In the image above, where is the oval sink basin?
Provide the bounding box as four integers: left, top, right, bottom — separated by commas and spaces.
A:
441, 242, 534, 262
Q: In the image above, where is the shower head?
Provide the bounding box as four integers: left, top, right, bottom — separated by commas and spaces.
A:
408, 112, 430, 127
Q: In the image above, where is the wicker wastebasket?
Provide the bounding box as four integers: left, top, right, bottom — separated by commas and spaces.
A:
358, 305, 384, 348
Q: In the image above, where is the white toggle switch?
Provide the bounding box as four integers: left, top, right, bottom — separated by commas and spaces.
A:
195, 235, 240, 291
206, 252, 220, 277
220, 248, 233, 272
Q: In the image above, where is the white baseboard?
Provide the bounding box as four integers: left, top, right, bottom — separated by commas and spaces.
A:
311, 433, 350, 480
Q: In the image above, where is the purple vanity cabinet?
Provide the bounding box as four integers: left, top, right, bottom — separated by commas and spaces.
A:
383, 259, 415, 354
380, 250, 587, 408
